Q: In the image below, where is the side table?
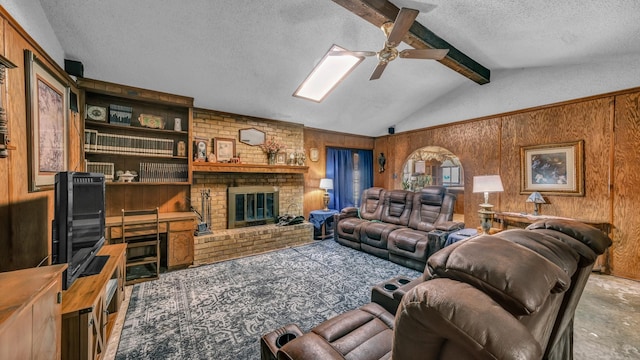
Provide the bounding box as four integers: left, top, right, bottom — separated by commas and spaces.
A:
445, 228, 479, 246
309, 209, 339, 240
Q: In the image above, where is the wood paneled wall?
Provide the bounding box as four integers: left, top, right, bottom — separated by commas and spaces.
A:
303, 128, 374, 218
613, 92, 640, 279
0, 9, 80, 271
375, 119, 501, 227
375, 92, 640, 280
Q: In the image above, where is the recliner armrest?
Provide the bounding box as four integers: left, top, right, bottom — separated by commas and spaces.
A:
392, 276, 424, 302
435, 220, 465, 231
393, 278, 543, 360
336, 207, 359, 220
277, 332, 345, 360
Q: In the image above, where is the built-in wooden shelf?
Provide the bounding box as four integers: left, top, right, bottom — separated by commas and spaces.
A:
106, 181, 189, 186
192, 162, 308, 174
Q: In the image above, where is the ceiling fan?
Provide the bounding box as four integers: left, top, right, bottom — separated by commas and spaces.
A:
331, 7, 449, 80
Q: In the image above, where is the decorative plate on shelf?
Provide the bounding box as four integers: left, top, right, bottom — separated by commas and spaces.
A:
138, 114, 165, 129
86, 105, 107, 121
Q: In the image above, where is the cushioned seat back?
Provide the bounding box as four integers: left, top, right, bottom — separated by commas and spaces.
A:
381, 190, 413, 226
525, 219, 612, 359
427, 235, 570, 316
408, 186, 456, 231
359, 187, 386, 221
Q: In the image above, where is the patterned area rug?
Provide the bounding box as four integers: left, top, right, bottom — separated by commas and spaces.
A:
115, 240, 421, 359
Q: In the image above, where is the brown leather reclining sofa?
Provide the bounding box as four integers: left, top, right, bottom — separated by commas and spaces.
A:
264, 219, 611, 360
334, 186, 464, 271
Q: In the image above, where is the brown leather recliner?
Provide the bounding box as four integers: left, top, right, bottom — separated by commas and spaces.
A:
387, 187, 463, 271
359, 190, 413, 259
272, 219, 611, 360
334, 187, 386, 251
335, 186, 462, 266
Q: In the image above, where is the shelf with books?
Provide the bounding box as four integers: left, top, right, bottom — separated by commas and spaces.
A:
79, 78, 193, 186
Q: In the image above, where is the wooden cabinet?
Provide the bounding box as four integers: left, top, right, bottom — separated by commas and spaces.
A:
0, 264, 66, 360
78, 78, 193, 185
61, 244, 126, 360
168, 220, 195, 269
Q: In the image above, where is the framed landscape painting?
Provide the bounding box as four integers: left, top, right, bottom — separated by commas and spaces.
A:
25, 50, 69, 192
520, 140, 584, 196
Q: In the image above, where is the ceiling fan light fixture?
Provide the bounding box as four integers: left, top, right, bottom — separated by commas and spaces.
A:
293, 44, 364, 103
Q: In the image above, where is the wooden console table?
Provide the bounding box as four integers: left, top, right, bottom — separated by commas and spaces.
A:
105, 212, 196, 270
494, 212, 611, 273
61, 244, 126, 360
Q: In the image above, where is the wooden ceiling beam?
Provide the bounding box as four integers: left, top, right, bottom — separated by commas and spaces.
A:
331, 0, 490, 85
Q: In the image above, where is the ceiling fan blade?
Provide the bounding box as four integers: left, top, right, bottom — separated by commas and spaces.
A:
370, 62, 388, 80
386, 8, 419, 47
329, 50, 377, 57
399, 48, 449, 60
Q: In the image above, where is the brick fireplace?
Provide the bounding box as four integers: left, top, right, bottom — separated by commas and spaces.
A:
191, 172, 312, 265
191, 172, 304, 231
190, 109, 313, 265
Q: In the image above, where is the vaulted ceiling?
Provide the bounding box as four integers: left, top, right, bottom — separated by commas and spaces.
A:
31, 0, 640, 136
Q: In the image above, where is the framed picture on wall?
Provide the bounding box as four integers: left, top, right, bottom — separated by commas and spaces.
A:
214, 137, 236, 162
25, 50, 69, 192
520, 140, 584, 196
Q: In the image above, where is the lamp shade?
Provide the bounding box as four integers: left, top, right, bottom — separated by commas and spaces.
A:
526, 192, 546, 204
472, 175, 504, 193
319, 178, 333, 190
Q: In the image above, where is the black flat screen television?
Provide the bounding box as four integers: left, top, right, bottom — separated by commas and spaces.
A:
52, 171, 106, 289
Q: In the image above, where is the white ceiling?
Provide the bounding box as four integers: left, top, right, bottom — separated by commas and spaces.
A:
28, 0, 640, 136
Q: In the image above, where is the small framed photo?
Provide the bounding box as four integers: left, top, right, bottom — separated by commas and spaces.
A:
520, 140, 584, 196
193, 138, 207, 162
214, 137, 236, 162
310, 148, 319, 162
276, 153, 286, 164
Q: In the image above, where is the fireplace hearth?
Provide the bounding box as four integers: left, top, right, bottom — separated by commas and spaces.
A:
227, 186, 279, 229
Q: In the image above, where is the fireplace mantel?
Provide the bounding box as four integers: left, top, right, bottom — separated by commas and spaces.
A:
192, 162, 308, 174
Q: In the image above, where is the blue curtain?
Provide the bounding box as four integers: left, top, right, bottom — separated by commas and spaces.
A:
326, 148, 353, 211
326, 148, 374, 211
358, 149, 374, 196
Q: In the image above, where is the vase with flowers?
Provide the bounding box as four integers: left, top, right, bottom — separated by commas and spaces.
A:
260, 137, 287, 165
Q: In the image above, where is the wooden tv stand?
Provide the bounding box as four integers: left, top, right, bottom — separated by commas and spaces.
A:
61, 244, 126, 360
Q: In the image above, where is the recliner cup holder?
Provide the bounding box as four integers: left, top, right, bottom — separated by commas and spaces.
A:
276, 333, 297, 348
384, 283, 398, 291
398, 278, 410, 285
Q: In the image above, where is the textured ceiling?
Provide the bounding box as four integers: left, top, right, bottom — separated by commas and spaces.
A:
36, 0, 640, 136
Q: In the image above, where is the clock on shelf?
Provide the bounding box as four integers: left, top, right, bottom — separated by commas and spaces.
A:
86, 105, 107, 122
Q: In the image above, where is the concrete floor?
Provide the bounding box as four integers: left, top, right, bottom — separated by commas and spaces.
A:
574, 274, 640, 359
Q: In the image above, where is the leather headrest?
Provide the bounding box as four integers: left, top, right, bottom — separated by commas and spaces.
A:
364, 187, 384, 200
388, 190, 411, 203
427, 235, 570, 316
494, 229, 580, 276
526, 219, 612, 255
418, 186, 445, 206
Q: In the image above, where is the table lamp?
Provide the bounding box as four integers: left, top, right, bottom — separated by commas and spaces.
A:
319, 178, 333, 211
473, 175, 504, 234
526, 192, 546, 215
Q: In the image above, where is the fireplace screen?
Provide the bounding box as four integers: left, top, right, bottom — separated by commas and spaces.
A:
228, 186, 279, 229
